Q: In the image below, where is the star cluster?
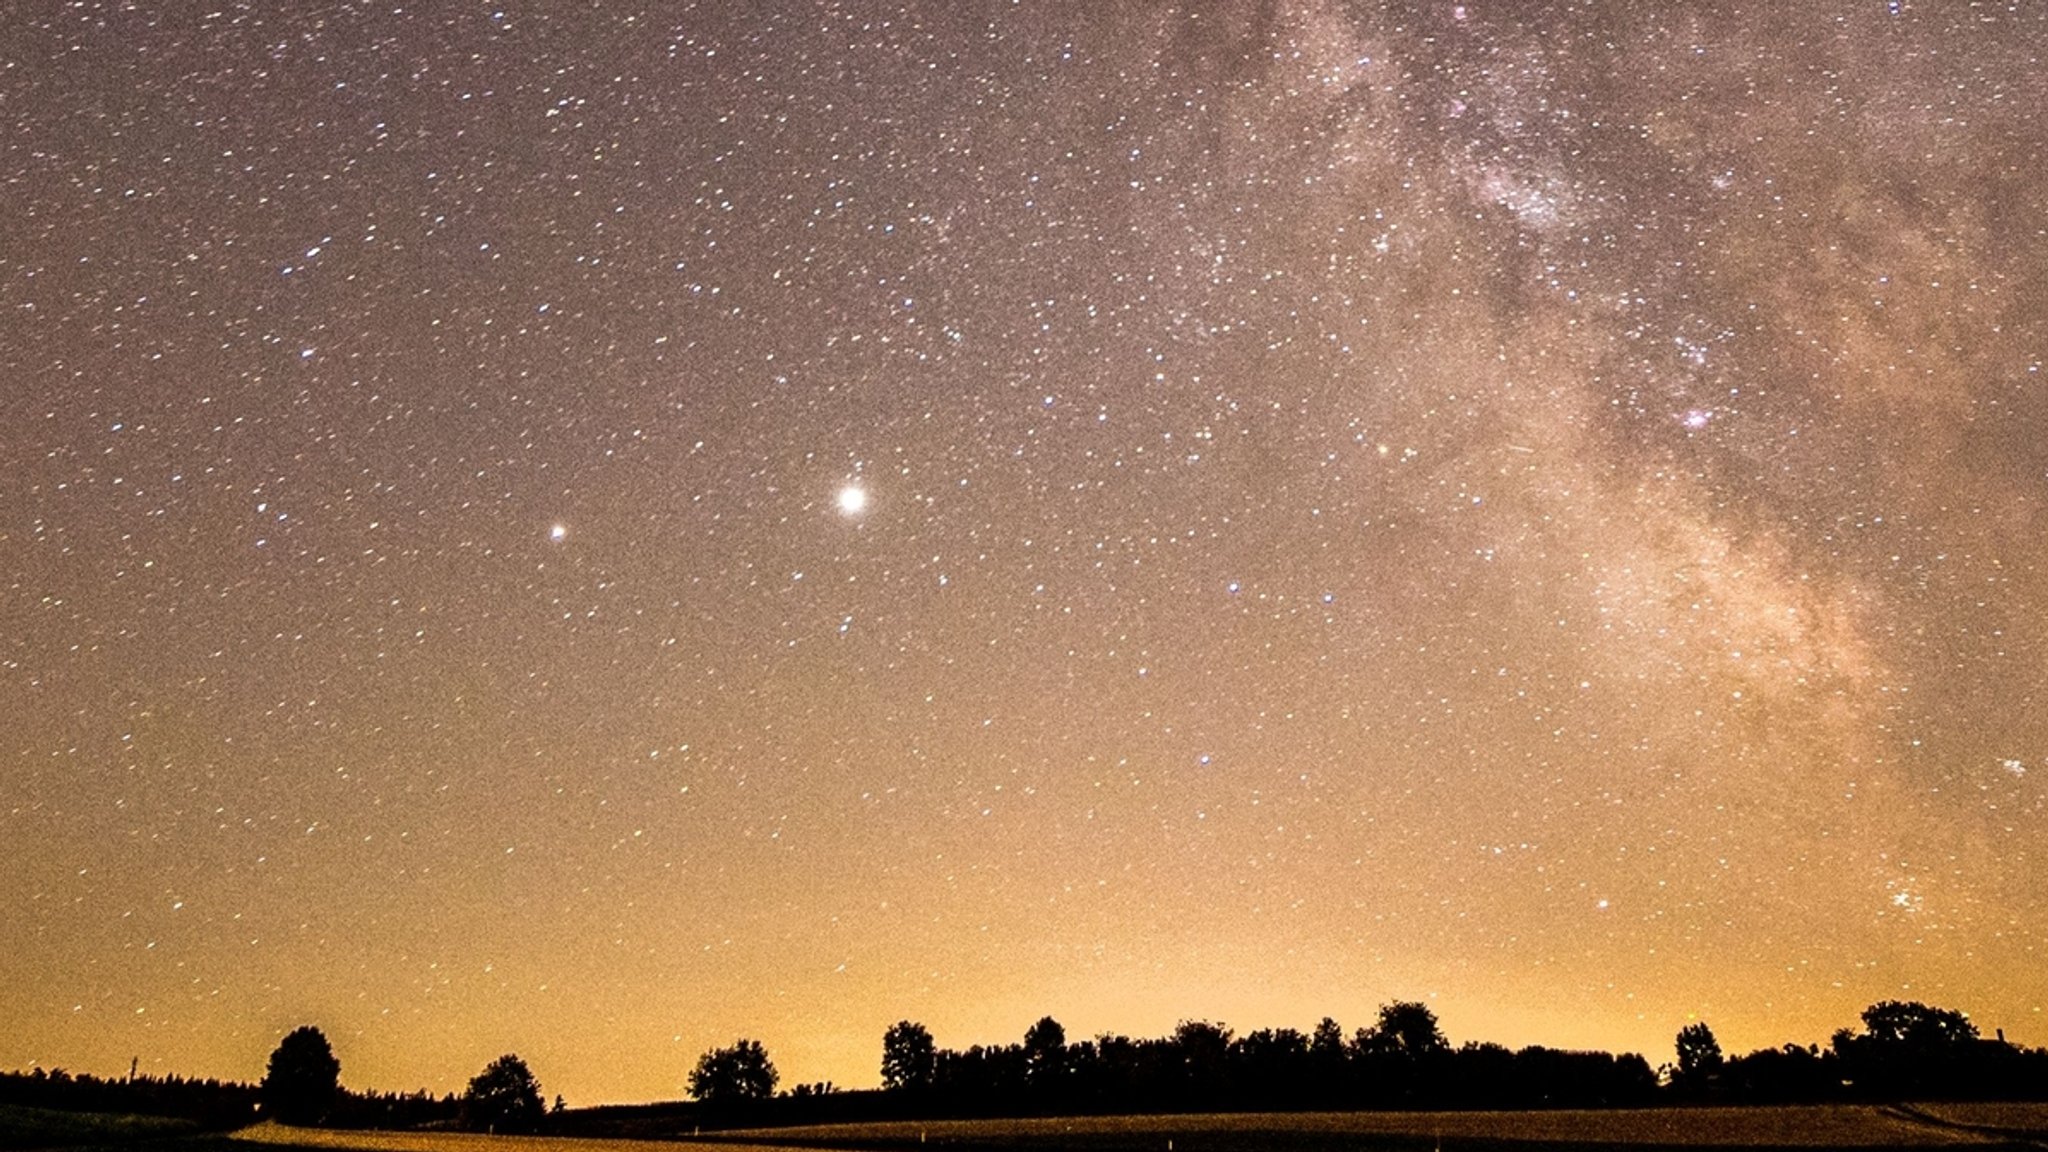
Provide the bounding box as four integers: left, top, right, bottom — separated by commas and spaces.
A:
3, 1, 2044, 1104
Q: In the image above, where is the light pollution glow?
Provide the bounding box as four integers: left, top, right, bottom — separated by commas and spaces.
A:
2, 0, 2044, 1106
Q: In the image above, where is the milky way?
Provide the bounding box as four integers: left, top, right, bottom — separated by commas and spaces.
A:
4, 2, 2045, 1104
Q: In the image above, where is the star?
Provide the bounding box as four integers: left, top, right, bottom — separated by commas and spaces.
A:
836, 485, 868, 516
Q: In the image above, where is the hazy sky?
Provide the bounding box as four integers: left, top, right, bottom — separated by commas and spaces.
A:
4, 0, 2044, 1106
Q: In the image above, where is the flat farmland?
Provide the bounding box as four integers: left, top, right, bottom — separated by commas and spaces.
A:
697, 1107, 2017, 1151
230, 1119, 820, 1152
0, 1103, 201, 1150
223, 1106, 2048, 1152
1894, 1104, 2048, 1140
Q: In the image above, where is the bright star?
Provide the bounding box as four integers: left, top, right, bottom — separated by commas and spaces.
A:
549, 524, 567, 542
837, 485, 868, 515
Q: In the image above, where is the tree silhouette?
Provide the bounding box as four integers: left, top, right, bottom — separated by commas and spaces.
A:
1858, 1001, 1978, 1047
1235, 1027, 1313, 1108
461, 1054, 544, 1134
1674, 1021, 1724, 1091
1023, 1016, 1068, 1087
881, 1021, 937, 1092
1310, 1017, 1345, 1058
690, 1039, 778, 1103
260, 1026, 340, 1126
1308, 1017, 1348, 1098
1724, 1043, 1836, 1103
1832, 1000, 1983, 1098
1172, 1019, 1233, 1100
1372, 1001, 1448, 1058
227, 996, 2048, 1130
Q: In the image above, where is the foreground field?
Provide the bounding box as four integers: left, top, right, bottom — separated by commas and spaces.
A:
220, 1105, 2048, 1152
0, 1102, 200, 1149
1894, 1104, 2048, 1140
699, 1106, 2026, 1151
231, 1120, 820, 1152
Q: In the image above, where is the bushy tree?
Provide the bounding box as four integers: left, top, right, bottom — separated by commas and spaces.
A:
1172, 1019, 1234, 1094
1310, 1017, 1345, 1058
881, 1021, 937, 1091
461, 1054, 544, 1134
1723, 1043, 1837, 1103
1023, 1016, 1068, 1085
1372, 1001, 1448, 1058
1674, 1021, 1725, 1089
260, 1026, 340, 1126
1308, 1016, 1348, 1096
689, 1039, 778, 1103
1831, 1000, 1983, 1099
1858, 1001, 1977, 1048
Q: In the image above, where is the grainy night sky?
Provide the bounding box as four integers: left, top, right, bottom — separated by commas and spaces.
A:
4, 0, 2045, 1107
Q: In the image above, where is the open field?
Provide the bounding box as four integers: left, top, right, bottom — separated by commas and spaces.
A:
696, 1107, 2026, 1151
13, 1141, 253, 1152
215, 1106, 2048, 1152
231, 1120, 820, 1152
0, 1102, 200, 1149
1894, 1105, 2048, 1141
15, 1140, 253, 1152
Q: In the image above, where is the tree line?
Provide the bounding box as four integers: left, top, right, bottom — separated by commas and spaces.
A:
1669, 1002, 2045, 1103
0, 1066, 258, 1128
258, 1027, 546, 1133
688, 999, 2046, 1126
0, 1050, 450, 1132
857, 1004, 1659, 1118
10, 998, 2042, 1134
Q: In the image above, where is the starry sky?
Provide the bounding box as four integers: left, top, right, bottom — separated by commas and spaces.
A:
4, 0, 2046, 1108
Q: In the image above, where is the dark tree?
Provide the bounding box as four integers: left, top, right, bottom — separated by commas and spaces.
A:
690, 1039, 778, 1103
1172, 1019, 1234, 1100
1233, 1027, 1313, 1109
1023, 1016, 1068, 1086
461, 1054, 544, 1134
1832, 1000, 1984, 1099
1310, 1017, 1346, 1058
881, 1020, 938, 1092
1858, 1001, 1978, 1047
260, 1026, 340, 1126
1308, 1016, 1348, 1100
1674, 1021, 1724, 1090
1373, 1001, 1449, 1058
1723, 1043, 1838, 1103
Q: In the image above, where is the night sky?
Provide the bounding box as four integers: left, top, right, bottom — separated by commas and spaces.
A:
4, 0, 2046, 1107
